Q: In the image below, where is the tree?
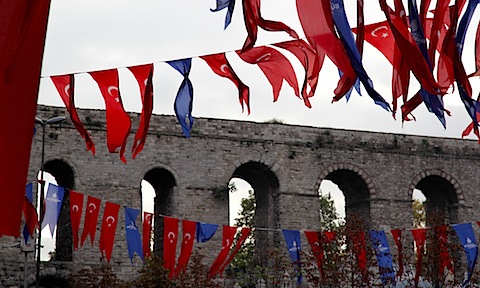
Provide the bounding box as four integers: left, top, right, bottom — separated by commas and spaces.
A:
319, 191, 344, 230
413, 198, 426, 228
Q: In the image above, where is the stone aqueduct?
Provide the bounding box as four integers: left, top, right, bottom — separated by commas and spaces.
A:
1, 104, 480, 284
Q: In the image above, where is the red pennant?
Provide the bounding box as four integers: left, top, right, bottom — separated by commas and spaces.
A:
354, 21, 395, 65
390, 229, 403, 279
80, 196, 101, 247
50, 74, 96, 156
89, 69, 131, 163
69, 191, 84, 250
469, 22, 480, 78
411, 228, 428, 287
201, 53, 251, 114
305, 231, 325, 280
22, 196, 38, 237
127, 64, 154, 159
142, 212, 153, 259
356, 0, 365, 57
351, 230, 368, 282
175, 219, 197, 276
0, 0, 51, 237
238, 46, 300, 102
218, 227, 251, 276
427, 0, 450, 71
99, 201, 120, 262
164, 217, 179, 278
436, 225, 453, 276
208, 225, 238, 278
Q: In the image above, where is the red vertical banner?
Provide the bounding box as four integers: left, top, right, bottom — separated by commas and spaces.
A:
142, 212, 153, 259
218, 227, 252, 276
164, 217, 179, 278
175, 219, 197, 276
411, 228, 428, 287
89, 69, 131, 163
69, 191, 84, 250
81, 196, 101, 247
208, 225, 238, 278
305, 231, 325, 280
390, 229, 403, 278
352, 230, 368, 283
99, 202, 120, 262
436, 225, 453, 276
0, 0, 52, 237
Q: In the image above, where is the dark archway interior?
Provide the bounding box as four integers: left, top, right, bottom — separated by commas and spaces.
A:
143, 168, 176, 257
415, 175, 458, 225
44, 159, 74, 261
324, 169, 371, 226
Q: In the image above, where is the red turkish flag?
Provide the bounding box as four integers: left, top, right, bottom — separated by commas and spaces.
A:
80, 196, 101, 247
390, 229, 403, 279
427, 0, 450, 69
164, 217, 179, 278
51, 74, 96, 156
201, 53, 250, 114
0, 0, 51, 237
305, 231, 325, 280
127, 64, 154, 159
351, 230, 368, 283
142, 212, 153, 259
436, 225, 453, 276
69, 190, 84, 250
218, 227, 251, 276
22, 196, 38, 237
274, 39, 320, 107
89, 69, 131, 163
468, 22, 480, 77
237, 46, 300, 102
208, 225, 238, 278
99, 201, 120, 262
242, 0, 299, 52
411, 228, 428, 287
175, 219, 197, 276
354, 21, 394, 64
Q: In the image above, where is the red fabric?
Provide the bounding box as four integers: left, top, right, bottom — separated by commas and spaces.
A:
164, 216, 179, 278
0, 0, 51, 237
127, 64, 154, 159
296, 0, 356, 102
208, 225, 238, 278
390, 229, 403, 279
69, 190, 84, 250
354, 21, 395, 64
237, 46, 300, 102
22, 196, 38, 237
401, 91, 423, 122
218, 227, 252, 276
142, 212, 153, 259
241, 0, 299, 52
274, 39, 320, 107
411, 228, 428, 287
436, 225, 453, 276
89, 69, 131, 163
99, 201, 120, 262
305, 231, 325, 280
51, 74, 96, 156
427, 0, 450, 70
468, 22, 480, 77
201, 53, 250, 114
352, 230, 368, 282
80, 196, 101, 247
420, 0, 432, 34
175, 219, 197, 276
356, 0, 365, 56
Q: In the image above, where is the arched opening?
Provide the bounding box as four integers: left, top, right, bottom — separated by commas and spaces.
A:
142, 167, 176, 257
42, 159, 75, 261
319, 180, 345, 229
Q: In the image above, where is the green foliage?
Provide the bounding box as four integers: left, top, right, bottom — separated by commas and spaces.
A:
67, 265, 125, 288
263, 118, 284, 124
413, 198, 426, 228
319, 191, 344, 230
126, 256, 174, 288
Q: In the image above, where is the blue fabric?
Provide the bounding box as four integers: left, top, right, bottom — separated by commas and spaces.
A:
210, 0, 236, 29
339, 70, 361, 101
22, 183, 33, 244
40, 183, 65, 237
125, 207, 143, 263
196, 222, 218, 243
282, 229, 302, 284
453, 223, 478, 287
330, 0, 390, 112
369, 230, 396, 286
167, 59, 194, 138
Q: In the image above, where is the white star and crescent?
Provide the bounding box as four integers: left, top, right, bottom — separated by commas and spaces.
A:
107, 86, 120, 103
168, 232, 176, 244
106, 216, 116, 227
220, 64, 229, 73
256, 53, 271, 62
184, 233, 191, 244
72, 205, 79, 212
371, 26, 389, 38
88, 203, 97, 213
64, 84, 70, 96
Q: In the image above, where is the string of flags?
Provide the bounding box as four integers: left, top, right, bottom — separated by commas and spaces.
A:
22, 181, 480, 285
44, 0, 480, 163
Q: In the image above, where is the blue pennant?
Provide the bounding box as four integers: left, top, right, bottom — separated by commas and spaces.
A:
41, 183, 65, 237
196, 222, 218, 243
282, 229, 302, 284
167, 59, 194, 137
125, 207, 143, 264
452, 223, 478, 287
22, 183, 34, 244
210, 0, 236, 29
369, 230, 396, 286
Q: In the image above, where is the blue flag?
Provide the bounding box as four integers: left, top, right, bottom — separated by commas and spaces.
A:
339, 70, 361, 101
167, 58, 194, 137
125, 207, 143, 264
196, 222, 218, 243
210, 0, 236, 29
453, 223, 478, 286
22, 183, 34, 244
40, 183, 65, 237
282, 229, 302, 284
369, 230, 396, 286
330, 0, 391, 112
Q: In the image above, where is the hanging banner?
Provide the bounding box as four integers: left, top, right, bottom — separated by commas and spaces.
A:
167, 59, 194, 137
369, 230, 396, 286
41, 183, 65, 237
210, 0, 236, 29
196, 222, 218, 243
125, 207, 143, 264
453, 223, 478, 286
81, 196, 101, 247
305, 231, 325, 280
436, 225, 453, 277
164, 216, 179, 278
175, 219, 197, 276
99, 202, 120, 262
208, 225, 238, 278
69, 190, 84, 250
143, 212, 153, 259
411, 227, 428, 287
22, 183, 35, 243
218, 227, 251, 276
390, 229, 404, 279
282, 229, 302, 284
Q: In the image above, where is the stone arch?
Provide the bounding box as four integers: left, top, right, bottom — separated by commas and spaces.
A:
409, 169, 463, 225
315, 163, 374, 226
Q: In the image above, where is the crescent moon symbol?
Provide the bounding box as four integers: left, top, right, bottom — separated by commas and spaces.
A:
72, 205, 79, 212
88, 203, 97, 212
64, 84, 70, 96
256, 53, 271, 62
107, 86, 118, 96
145, 214, 151, 223
314, 242, 319, 247
144, 79, 149, 87
220, 64, 229, 73
106, 216, 115, 227
168, 232, 176, 243
223, 239, 230, 249
371, 26, 388, 38
184, 233, 191, 243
